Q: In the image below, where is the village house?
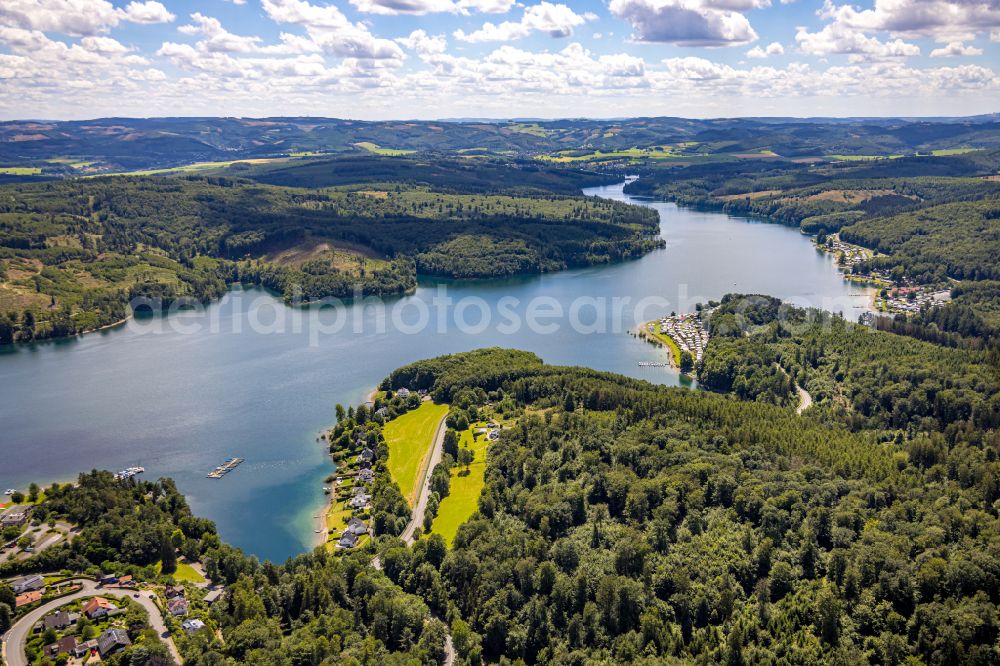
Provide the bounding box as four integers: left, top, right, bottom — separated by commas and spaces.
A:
15, 590, 42, 608
43, 610, 79, 630
347, 517, 368, 536
203, 588, 224, 605
73, 639, 98, 659
168, 597, 190, 616
97, 628, 131, 657
82, 596, 118, 619
337, 531, 359, 549
349, 491, 371, 510
182, 618, 206, 634
43, 636, 78, 659
12, 574, 44, 594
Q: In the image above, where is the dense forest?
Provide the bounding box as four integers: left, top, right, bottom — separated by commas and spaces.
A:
0, 163, 660, 342
234, 344, 1000, 663
5, 316, 999, 665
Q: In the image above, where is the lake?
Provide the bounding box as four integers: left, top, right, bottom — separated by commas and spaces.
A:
0, 182, 872, 562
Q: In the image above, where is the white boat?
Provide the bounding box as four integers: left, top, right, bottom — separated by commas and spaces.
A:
4, 489, 16, 495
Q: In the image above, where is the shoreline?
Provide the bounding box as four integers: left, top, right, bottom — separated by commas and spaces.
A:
636, 321, 680, 370
314, 385, 379, 549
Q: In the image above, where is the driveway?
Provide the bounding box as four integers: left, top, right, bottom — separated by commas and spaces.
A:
1, 579, 182, 665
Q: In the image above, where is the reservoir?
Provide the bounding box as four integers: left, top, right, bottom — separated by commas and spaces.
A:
0, 182, 872, 562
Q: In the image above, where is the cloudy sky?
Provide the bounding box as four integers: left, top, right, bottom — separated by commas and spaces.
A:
0, 0, 998, 120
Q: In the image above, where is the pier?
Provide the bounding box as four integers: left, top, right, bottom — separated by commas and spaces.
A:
207, 458, 244, 479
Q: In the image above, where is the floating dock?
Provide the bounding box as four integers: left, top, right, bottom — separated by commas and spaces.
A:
207, 458, 244, 479
114, 466, 145, 481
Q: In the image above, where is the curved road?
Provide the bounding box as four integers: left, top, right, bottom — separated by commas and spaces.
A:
1, 579, 182, 666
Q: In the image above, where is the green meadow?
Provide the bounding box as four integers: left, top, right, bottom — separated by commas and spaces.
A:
383, 401, 449, 506
431, 423, 489, 547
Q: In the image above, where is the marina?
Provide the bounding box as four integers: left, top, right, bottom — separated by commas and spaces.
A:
207, 458, 244, 479
113, 466, 145, 481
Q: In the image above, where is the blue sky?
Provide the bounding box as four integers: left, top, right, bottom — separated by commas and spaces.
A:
0, 0, 998, 120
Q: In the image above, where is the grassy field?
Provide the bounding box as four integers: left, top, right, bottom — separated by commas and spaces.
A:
929, 148, 978, 156
353, 142, 416, 156
155, 560, 205, 583
383, 401, 449, 506
431, 424, 489, 547
641, 320, 681, 366
538, 146, 687, 163
99, 157, 289, 177
0, 166, 41, 175
826, 154, 905, 161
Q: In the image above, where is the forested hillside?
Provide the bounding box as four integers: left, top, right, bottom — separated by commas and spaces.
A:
372, 347, 998, 664
625, 149, 1000, 325
5, 321, 998, 665
3, 116, 999, 176
0, 166, 659, 342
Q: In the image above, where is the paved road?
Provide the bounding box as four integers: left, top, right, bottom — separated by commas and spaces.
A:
399, 414, 448, 545
1, 579, 182, 666
380, 411, 455, 665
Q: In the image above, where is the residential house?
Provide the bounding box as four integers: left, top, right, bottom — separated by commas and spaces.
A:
182, 618, 206, 634
168, 597, 190, 616
43, 636, 78, 659
98, 628, 131, 657
375, 407, 389, 419
357, 468, 375, 483
347, 518, 368, 536
43, 610, 79, 630
203, 589, 224, 605
165, 585, 185, 599
82, 596, 118, 619
348, 492, 371, 510
337, 531, 359, 549
359, 447, 375, 464
396, 388, 410, 398
73, 640, 98, 659
15, 590, 42, 608
99, 574, 118, 586
12, 575, 44, 594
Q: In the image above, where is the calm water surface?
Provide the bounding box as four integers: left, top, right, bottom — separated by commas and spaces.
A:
0, 182, 872, 561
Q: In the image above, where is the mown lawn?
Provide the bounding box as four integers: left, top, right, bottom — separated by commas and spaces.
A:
155, 560, 205, 583
431, 424, 489, 547
383, 401, 449, 506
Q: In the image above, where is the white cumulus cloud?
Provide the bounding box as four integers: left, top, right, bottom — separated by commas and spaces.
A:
609, 0, 761, 47
0, 0, 173, 37
930, 41, 983, 57
746, 41, 783, 57
261, 0, 405, 60
397, 29, 448, 55
455, 2, 596, 42
796, 22, 920, 61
